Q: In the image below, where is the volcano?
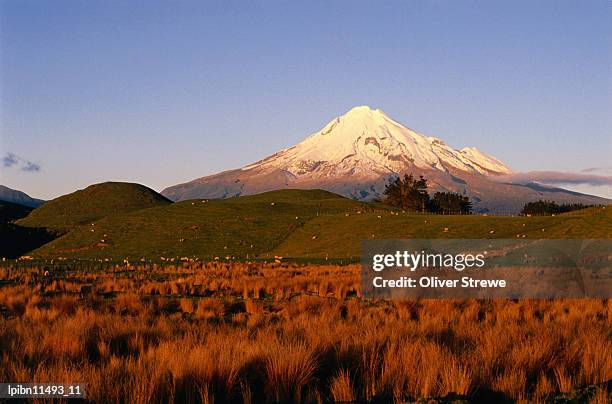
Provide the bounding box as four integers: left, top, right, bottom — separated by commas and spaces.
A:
162, 106, 609, 213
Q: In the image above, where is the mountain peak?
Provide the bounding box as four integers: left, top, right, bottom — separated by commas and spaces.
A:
342, 105, 388, 123
347, 105, 374, 112
345, 105, 380, 115
242, 106, 512, 178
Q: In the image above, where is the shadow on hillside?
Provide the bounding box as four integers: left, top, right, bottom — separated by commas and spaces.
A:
0, 224, 57, 258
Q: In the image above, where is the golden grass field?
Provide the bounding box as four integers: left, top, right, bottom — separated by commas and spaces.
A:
0, 262, 610, 403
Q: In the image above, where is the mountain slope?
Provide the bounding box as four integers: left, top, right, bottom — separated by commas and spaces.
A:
241, 106, 511, 179
162, 106, 609, 213
18, 182, 172, 231
0, 185, 45, 208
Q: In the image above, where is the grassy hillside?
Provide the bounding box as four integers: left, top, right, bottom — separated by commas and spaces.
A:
28, 189, 372, 259
271, 206, 612, 258
18, 182, 171, 232
20, 187, 611, 261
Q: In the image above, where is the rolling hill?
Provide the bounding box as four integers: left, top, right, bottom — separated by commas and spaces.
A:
18, 182, 172, 232
25, 189, 370, 259
19, 188, 612, 261
271, 206, 612, 259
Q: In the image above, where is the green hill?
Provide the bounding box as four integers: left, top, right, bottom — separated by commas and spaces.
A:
271, 206, 612, 258
18, 187, 612, 261
27, 189, 372, 259
18, 182, 171, 232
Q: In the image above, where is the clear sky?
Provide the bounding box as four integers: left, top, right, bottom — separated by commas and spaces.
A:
1, 0, 611, 200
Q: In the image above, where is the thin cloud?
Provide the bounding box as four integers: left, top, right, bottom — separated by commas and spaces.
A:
1, 152, 42, 173
581, 166, 612, 174
496, 171, 612, 187
22, 161, 41, 172
2, 153, 19, 168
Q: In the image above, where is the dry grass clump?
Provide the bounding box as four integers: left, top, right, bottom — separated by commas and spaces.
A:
0, 262, 610, 403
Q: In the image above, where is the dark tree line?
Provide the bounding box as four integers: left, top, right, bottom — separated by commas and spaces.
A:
430, 191, 473, 215
520, 200, 596, 216
382, 174, 472, 214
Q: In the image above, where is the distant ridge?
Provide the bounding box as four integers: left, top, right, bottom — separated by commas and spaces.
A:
0, 185, 45, 208
18, 182, 171, 231
162, 106, 610, 213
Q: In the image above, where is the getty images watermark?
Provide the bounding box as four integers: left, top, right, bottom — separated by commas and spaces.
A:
0, 383, 85, 399
361, 239, 612, 299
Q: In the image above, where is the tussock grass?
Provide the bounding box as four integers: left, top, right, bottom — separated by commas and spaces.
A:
0, 262, 610, 402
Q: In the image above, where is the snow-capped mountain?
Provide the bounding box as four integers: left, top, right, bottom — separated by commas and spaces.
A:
242, 106, 510, 179
162, 106, 608, 213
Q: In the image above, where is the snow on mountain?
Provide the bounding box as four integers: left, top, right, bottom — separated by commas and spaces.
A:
243, 106, 511, 179
161, 106, 609, 213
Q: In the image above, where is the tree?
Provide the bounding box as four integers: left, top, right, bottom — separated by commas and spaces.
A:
520, 200, 594, 216
382, 174, 429, 212
429, 192, 472, 214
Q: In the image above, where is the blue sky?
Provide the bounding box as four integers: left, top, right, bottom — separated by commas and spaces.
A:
1, 0, 611, 199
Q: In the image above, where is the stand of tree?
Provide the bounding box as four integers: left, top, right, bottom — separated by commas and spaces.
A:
382, 174, 472, 214
520, 200, 596, 216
